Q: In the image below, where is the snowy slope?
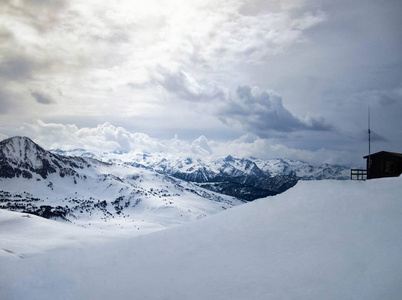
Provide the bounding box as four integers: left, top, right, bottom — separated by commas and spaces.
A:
1, 176, 401, 300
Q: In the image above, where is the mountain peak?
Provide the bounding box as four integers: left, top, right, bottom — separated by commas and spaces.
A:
224, 155, 235, 162
0, 136, 97, 180
0, 136, 47, 163
2, 136, 35, 145
1, 136, 39, 147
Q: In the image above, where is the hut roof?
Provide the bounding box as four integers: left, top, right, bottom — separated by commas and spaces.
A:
363, 151, 402, 159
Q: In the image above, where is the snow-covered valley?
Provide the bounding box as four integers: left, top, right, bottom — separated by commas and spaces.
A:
1, 176, 401, 300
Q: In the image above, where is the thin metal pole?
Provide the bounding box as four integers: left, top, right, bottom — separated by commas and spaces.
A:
368, 105, 371, 178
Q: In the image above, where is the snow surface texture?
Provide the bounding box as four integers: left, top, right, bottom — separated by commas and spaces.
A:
1, 177, 402, 300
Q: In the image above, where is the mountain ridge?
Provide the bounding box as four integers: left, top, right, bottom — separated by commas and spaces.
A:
49, 138, 351, 200
119, 153, 349, 200
50, 146, 350, 181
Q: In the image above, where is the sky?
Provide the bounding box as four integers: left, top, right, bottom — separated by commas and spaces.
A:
1, 0, 401, 166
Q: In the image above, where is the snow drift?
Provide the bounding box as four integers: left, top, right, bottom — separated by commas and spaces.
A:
1, 177, 402, 300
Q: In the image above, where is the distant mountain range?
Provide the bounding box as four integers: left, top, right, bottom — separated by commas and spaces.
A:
52, 145, 350, 200
126, 154, 350, 200
0, 136, 350, 225
51, 147, 350, 181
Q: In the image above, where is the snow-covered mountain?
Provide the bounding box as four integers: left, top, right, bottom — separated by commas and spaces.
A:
0, 136, 94, 180
51, 143, 350, 201
121, 153, 349, 200
0, 136, 243, 231
52, 148, 350, 182
253, 157, 350, 180
122, 155, 297, 200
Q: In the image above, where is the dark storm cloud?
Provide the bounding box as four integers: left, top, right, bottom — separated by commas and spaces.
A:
31, 91, 55, 104
219, 86, 332, 137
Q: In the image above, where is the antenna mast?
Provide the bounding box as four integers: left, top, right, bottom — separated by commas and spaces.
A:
368, 105, 371, 177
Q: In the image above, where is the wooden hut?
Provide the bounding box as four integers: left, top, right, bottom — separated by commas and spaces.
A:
364, 151, 402, 179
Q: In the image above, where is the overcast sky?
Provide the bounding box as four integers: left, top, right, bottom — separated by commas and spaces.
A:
1, 0, 401, 166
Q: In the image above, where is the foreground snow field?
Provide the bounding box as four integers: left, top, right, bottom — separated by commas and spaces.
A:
1, 177, 402, 300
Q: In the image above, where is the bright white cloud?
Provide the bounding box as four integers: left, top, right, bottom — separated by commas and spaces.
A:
16, 120, 360, 166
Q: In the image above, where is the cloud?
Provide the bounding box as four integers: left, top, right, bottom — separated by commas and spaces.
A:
23, 121, 164, 153
0, 57, 33, 81
152, 67, 225, 102
0, 0, 400, 167
31, 91, 55, 104
171, 2, 326, 68
0, 89, 16, 114
191, 135, 213, 155
0, 0, 327, 118
1, 0, 68, 32
150, 70, 333, 139
150, 70, 334, 139
218, 86, 331, 137
4, 120, 358, 166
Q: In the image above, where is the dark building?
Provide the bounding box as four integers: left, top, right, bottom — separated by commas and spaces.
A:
364, 151, 402, 179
